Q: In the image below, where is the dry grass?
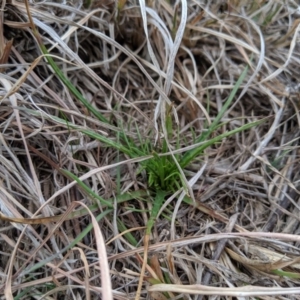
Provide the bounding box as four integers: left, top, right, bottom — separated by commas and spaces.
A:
1, 0, 300, 299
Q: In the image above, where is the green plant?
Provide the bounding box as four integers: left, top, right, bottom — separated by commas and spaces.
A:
21, 4, 268, 298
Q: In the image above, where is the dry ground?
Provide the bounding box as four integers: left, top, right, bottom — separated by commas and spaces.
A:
1, 0, 300, 299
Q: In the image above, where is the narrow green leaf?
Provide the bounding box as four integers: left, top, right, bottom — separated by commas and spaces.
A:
61, 169, 114, 208
146, 190, 167, 235
180, 118, 267, 168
